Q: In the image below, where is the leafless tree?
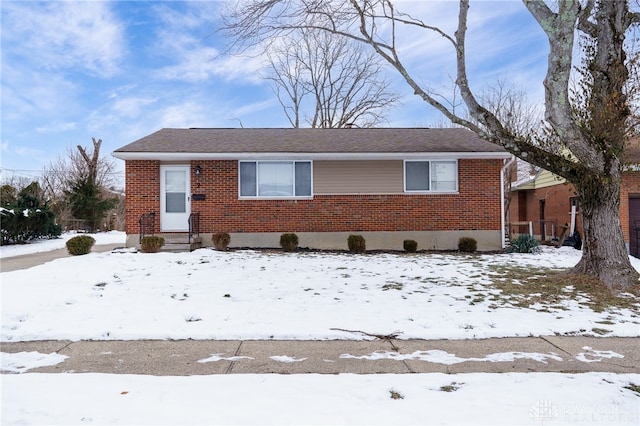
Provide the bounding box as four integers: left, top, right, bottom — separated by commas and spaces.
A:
264, 29, 400, 127
224, 0, 640, 290
42, 138, 122, 231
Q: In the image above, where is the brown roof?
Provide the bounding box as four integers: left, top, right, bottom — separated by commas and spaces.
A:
113, 128, 509, 159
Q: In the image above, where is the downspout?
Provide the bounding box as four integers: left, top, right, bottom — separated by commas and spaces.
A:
500, 156, 517, 249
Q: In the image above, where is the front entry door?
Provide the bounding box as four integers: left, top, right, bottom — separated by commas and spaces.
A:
160, 165, 190, 231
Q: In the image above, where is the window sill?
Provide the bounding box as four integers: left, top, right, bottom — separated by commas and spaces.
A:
238, 196, 314, 200
403, 191, 459, 195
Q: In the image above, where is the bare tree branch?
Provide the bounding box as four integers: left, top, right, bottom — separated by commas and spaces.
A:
264, 28, 400, 127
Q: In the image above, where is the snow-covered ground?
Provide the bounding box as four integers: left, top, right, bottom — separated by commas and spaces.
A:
2, 372, 638, 425
0, 230, 125, 259
1, 234, 639, 425
2, 239, 639, 341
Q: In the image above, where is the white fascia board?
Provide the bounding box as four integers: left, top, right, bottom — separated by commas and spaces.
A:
113, 151, 512, 161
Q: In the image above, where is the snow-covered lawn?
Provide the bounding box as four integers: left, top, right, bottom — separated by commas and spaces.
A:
2, 235, 639, 425
2, 372, 638, 425
2, 242, 639, 341
0, 231, 125, 259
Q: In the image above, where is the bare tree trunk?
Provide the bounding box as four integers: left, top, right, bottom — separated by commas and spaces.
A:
77, 137, 102, 186
573, 176, 637, 290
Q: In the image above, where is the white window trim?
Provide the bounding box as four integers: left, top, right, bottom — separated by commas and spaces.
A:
403, 159, 459, 193
239, 160, 314, 199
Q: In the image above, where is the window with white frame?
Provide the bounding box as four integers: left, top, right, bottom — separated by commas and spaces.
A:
239, 161, 312, 197
404, 160, 458, 192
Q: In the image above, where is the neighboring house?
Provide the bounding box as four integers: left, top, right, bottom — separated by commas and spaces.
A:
112, 128, 512, 251
509, 140, 640, 256
508, 159, 581, 243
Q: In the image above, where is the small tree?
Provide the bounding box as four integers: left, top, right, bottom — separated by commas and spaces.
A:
65, 178, 117, 232
43, 137, 122, 231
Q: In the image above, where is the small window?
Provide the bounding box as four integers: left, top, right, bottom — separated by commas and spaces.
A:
405, 161, 430, 191
404, 160, 457, 192
239, 161, 313, 198
570, 196, 580, 212
240, 162, 257, 196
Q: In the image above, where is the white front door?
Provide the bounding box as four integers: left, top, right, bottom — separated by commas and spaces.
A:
160, 165, 190, 231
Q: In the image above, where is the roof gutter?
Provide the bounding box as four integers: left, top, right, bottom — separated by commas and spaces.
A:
112, 151, 513, 161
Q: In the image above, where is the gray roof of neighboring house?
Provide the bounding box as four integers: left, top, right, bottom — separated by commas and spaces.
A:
113, 128, 510, 160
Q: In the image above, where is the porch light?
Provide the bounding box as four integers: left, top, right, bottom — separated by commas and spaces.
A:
194, 165, 202, 176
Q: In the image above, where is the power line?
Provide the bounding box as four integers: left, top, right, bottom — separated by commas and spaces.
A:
0, 167, 124, 176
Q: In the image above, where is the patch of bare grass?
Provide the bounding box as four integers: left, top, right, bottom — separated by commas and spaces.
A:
484, 265, 640, 314
439, 382, 464, 392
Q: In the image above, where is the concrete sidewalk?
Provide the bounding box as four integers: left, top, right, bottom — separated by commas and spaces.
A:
2, 337, 638, 375
0, 243, 124, 273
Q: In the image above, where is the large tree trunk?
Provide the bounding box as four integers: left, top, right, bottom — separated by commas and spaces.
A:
573, 176, 639, 291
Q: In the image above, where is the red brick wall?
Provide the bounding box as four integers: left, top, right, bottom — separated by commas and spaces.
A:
125, 159, 504, 234
124, 160, 160, 234
508, 183, 581, 239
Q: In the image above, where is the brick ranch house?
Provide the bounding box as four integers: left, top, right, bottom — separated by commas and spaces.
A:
112, 128, 513, 251
509, 140, 640, 257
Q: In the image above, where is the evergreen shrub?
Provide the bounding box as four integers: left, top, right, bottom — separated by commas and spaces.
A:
458, 237, 477, 253
140, 236, 165, 253
1, 182, 61, 245
212, 232, 231, 251
279, 233, 299, 252
347, 234, 366, 253
403, 239, 418, 253
66, 235, 96, 256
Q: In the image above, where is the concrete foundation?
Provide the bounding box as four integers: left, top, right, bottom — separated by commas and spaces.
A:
127, 230, 503, 252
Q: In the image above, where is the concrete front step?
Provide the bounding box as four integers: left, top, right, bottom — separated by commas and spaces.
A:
158, 234, 203, 252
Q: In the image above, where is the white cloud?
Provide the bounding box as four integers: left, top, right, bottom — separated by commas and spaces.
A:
14, 146, 45, 157
36, 122, 77, 134
151, 29, 268, 84
112, 97, 158, 118
1, 63, 79, 121
148, 2, 265, 84
107, 84, 139, 100
153, 45, 223, 82
231, 99, 279, 119
87, 110, 119, 134
1, 1, 125, 77
157, 101, 212, 128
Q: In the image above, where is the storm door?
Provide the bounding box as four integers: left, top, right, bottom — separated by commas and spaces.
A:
160, 165, 190, 231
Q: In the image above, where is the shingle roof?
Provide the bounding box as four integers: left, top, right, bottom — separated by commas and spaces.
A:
113, 127, 509, 160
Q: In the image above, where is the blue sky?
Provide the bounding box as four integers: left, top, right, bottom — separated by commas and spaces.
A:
1, 1, 548, 186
